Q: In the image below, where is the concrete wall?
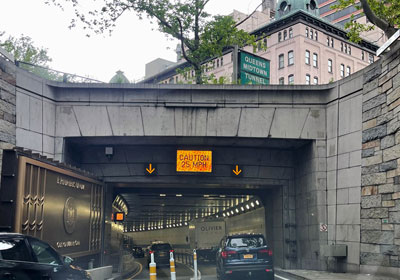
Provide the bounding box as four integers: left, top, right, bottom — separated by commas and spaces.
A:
359, 43, 400, 276
14, 68, 56, 158
0, 54, 16, 180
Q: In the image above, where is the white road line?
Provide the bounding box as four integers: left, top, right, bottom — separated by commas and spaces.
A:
275, 274, 291, 280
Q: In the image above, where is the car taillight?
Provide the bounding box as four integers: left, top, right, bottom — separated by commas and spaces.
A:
149, 250, 154, 254
169, 250, 174, 253
259, 249, 273, 256
221, 250, 236, 258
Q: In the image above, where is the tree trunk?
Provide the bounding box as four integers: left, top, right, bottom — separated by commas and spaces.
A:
360, 0, 397, 38
194, 65, 203, 84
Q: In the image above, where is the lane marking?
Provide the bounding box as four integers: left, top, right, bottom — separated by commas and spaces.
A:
176, 260, 202, 280
125, 261, 143, 280
275, 274, 291, 280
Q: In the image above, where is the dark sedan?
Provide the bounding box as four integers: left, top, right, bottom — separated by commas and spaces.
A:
0, 233, 91, 280
147, 242, 174, 266
132, 246, 145, 258
216, 233, 274, 280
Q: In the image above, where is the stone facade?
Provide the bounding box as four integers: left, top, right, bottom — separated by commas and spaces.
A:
360, 42, 400, 275
0, 53, 16, 180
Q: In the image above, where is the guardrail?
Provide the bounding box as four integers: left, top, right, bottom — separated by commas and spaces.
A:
0, 46, 14, 62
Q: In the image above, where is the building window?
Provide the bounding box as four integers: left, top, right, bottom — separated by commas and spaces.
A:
313, 53, 318, 67
288, 51, 294, 65
288, 74, 294, 85
328, 59, 333, 73
221, 57, 224, 66
331, 38, 334, 48
315, 31, 318, 41
217, 59, 220, 68
306, 74, 311, 85
284, 30, 287, 40
169, 77, 174, 84
279, 77, 284, 84
362, 51, 365, 61
349, 46, 351, 55
341, 42, 344, 52
327, 36, 330, 46
346, 66, 351, 77
263, 38, 268, 48
314, 76, 318, 85
289, 28, 293, 38
306, 27, 309, 37
305, 50, 310, 65
345, 44, 347, 54
279, 54, 284, 69
340, 64, 344, 77
310, 29, 313, 40
369, 54, 374, 64
278, 32, 282, 42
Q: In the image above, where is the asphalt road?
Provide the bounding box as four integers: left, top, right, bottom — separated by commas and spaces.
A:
128, 258, 297, 280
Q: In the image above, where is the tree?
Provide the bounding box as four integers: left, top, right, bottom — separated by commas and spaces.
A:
46, 0, 263, 84
0, 32, 52, 66
0, 32, 64, 81
332, 0, 399, 43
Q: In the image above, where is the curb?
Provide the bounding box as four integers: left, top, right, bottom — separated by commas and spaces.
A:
111, 261, 142, 280
275, 269, 308, 280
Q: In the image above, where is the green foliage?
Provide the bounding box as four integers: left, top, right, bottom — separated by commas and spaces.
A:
0, 32, 63, 81
331, 0, 399, 42
46, 0, 263, 84
0, 32, 52, 65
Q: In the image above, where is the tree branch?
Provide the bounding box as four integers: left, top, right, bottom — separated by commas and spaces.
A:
360, 0, 397, 38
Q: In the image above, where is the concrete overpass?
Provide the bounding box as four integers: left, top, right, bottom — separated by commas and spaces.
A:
1, 43, 400, 277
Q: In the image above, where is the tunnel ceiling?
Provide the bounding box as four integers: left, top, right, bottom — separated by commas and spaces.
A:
114, 186, 268, 232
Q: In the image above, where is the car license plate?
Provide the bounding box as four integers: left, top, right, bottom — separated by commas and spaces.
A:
243, 254, 253, 259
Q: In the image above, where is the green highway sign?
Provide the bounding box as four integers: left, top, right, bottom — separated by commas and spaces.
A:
239, 51, 270, 85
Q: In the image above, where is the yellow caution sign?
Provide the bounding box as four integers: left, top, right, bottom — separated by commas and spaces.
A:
176, 150, 212, 172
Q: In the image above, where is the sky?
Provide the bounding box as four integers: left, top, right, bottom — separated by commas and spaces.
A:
0, 0, 264, 82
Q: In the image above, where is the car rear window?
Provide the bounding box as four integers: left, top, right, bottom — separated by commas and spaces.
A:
152, 244, 172, 250
227, 236, 265, 248
0, 238, 31, 262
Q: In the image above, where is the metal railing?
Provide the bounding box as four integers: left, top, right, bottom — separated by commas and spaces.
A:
15, 61, 104, 83
0, 46, 14, 62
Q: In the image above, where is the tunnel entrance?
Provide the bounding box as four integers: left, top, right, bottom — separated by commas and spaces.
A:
63, 136, 312, 270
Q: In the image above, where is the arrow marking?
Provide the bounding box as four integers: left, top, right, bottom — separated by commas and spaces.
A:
146, 163, 155, 174
232, 165, 242, 176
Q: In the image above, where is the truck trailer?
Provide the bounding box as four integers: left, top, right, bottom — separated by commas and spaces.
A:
188, 220, 226, 261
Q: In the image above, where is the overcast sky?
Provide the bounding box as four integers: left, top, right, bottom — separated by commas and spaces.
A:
0, 0, 265, 82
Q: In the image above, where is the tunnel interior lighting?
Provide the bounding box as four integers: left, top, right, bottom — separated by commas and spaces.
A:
235, 209, 239, 213
241, 206, 245, 211
220, 195, 226, 198
160, 194, 166, 197
246, 204, 250, 209
203, 194, 210, 197
223, 213, 226, 217
230, 210, 234, 215
227, 212, 230, 216
176, 194, 183, 197
256, 200, 260, 205
251, 202, 255, 207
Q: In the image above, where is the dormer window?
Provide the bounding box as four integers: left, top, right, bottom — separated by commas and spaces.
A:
310, 0, 317, 10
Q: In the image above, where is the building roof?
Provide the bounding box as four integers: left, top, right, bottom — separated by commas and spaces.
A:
110, 70, 130, 84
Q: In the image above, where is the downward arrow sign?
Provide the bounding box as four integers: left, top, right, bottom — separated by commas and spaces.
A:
146, 163, 155, 174
232, 165, 242, 176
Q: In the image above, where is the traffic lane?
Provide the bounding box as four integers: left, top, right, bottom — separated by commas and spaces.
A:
130, 258, 195, 279
197, 263, 299, 280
